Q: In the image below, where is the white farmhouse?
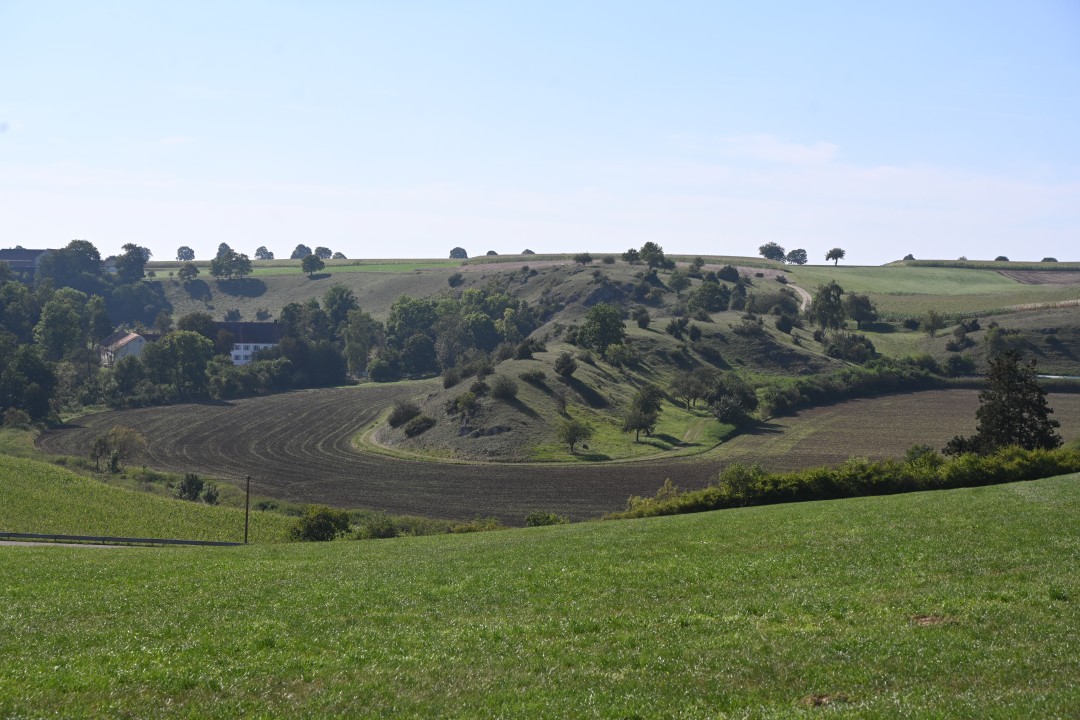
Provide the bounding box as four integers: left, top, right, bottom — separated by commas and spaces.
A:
215, 321, 284, 365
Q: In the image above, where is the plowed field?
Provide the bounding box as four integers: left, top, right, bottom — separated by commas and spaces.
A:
36, 387, 1080, 522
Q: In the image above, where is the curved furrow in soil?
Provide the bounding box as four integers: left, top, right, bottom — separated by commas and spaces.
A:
36, 385, 715, 522
41, 387, 1072, 523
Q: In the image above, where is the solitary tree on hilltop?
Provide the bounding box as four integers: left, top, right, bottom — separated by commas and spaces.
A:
176, 246, 195, 262
944, 351, 1061, 455
785, 248, 808, 265
449, 247, 468, 259
825, 248, 846, 265
758, 242, 786, 262
255, 246, 274, 260
302, 254, 325, 278
291, 244, 313, 259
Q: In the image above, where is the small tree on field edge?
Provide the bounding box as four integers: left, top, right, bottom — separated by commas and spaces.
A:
558, 418, 594, 453
944, 350, 1061, 455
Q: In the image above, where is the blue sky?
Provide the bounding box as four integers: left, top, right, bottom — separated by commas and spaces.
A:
2, 1, 1078, 264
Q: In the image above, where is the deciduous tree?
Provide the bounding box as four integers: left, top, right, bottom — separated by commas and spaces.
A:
176, 246, 195, 261
558, 418, 594, 453
302, 254, 325, 277
785, 248, 808, 265
577, 303, 625, 357
758, 242, 786, 261
825, 248, 846, 266
807, 281, 845, 330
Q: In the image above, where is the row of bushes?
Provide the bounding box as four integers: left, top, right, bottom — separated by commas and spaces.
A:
290, 505, 569, 540
290, 505, 510, 541
756, 356, 943, 418
611, 445, 1080, 520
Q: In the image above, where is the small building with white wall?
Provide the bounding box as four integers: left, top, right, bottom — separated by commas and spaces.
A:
215, 322, 284, 365
99, 331, 147, 367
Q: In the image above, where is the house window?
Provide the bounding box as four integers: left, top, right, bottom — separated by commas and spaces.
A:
243, 344, 250, 351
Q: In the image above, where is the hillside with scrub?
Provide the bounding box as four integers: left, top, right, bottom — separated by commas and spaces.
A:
5, 240, 1080, 469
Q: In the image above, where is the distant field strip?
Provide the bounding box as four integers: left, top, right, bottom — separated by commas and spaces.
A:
36, 388, 1080, 521
788, 266, 1080, 319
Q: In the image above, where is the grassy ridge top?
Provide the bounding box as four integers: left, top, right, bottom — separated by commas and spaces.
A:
2, 476, 1079, 717
0, 455, 293, 543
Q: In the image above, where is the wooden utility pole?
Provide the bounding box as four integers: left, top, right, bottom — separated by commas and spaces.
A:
244, 475, 251, 544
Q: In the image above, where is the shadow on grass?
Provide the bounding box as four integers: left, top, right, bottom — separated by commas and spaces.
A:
184, 279, 212, 301
573, 452, 612, 461
505, 397, 540, 420
866, 321, 896, 333
216, 278, 267, 297
742, 421, 784, 435
306, 273, 332, 281
565, 377, 608, 408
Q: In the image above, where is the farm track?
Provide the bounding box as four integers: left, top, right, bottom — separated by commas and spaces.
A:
36, 387, 1080, 523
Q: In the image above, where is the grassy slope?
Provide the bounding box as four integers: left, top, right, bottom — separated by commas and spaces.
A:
0, 455, 293, 543
2, 476, 1078, 717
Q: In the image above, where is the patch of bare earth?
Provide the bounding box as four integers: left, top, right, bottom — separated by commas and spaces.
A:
911, 614, 950, 627
801, 693, 849, 707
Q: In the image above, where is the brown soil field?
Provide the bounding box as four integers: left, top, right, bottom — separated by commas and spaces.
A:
998, 270, 1080, 285
36, 388, 1080, 523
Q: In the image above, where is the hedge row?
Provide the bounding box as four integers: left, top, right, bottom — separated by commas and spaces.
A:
611, 446, 1080, 520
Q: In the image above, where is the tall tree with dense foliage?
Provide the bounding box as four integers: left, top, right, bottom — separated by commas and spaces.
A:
302, 254, 325, 277
807, 281, 845, 330
254, 246, 274, 260
825, 248, 846, 266
842, 293, 877, 329
114, 244, 151, 284
176, 246, 195, 261
758, 242, 786, 261
291, 244, 313, 259
785, 248, 808, 265
577, 303, 625, 357
638, 242, 669, 269
449, 247, 468, 259
945, 351, 1061, 455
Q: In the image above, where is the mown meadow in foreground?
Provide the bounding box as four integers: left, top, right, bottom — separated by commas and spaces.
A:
2, 473, 1078, 718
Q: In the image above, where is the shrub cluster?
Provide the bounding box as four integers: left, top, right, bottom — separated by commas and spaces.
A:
613, 445, 1080, 520
291, 505, 351, 541
757, 357, 939, 418
525, 511, 570, 526
403, 415, 436, 437
387, 400, 421, 428
490, 375, 519, 400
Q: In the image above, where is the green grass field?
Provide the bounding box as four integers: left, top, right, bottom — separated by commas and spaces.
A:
0, 455, 293, 543
2, 474, 1078, 717
787, 265, 1080, 320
